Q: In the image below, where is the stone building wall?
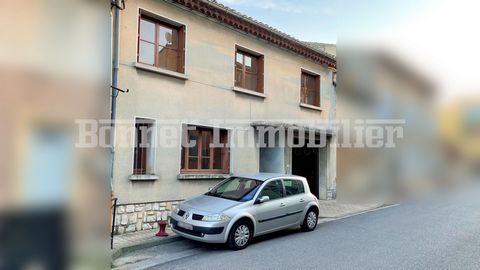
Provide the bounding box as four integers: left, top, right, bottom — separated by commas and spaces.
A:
113, 200, 181, 234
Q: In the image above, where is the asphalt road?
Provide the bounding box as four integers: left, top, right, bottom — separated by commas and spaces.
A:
114, 182, 480, 270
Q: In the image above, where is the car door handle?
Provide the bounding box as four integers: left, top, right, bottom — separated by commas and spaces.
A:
280, 203, 286, 207
299, 199, 305, 202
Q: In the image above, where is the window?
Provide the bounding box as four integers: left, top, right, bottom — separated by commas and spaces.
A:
181, 126, 229, 173
138, 13, 185, 73
235, 46, 264, 92
259, 180, 284, 200
133, 118, 156, 175
301, 71, 320, 106
283, 179, 305, 196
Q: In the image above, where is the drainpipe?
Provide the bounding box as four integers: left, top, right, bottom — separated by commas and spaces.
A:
110, 0, 121, 192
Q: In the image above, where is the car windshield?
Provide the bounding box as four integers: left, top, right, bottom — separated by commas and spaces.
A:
206, 177, 262, 201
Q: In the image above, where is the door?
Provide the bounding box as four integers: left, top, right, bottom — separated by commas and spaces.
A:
282, 179, 309, 225
254, 180, 289, 234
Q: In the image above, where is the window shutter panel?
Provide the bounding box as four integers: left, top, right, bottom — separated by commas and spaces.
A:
258, 55, 264, 93
178, 26, 186, 73
315, 75, 321, 107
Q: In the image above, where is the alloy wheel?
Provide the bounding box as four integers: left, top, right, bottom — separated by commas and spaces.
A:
234, 225, 250, 247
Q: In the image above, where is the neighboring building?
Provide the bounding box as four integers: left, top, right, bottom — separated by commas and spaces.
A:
112, 0, 337, 234
337, 49, 441, 202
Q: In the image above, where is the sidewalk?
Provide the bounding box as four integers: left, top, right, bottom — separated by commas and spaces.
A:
111, 200, 382, 259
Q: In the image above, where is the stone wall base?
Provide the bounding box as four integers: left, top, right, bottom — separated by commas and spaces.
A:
113, 200, 181, 235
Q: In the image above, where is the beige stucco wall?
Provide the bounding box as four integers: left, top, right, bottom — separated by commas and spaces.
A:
113, 0, 336, 204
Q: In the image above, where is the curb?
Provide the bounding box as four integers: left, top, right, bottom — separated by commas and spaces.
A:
111, 234, 183, 261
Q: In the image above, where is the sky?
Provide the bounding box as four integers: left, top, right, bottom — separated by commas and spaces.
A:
217, 0, 480, 102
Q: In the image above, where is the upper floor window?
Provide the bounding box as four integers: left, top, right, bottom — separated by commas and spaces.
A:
138, 13, 185, 73
181, 126, 230, 174
301, 70, 320, 107
235, 46, 264, 93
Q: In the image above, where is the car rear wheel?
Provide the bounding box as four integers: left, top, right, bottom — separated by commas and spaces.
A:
301, 208, 318, 231
227, 220, 252, 250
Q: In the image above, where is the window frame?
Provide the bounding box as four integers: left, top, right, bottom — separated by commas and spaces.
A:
300, 69, 321, 107
137, 10, 186, 74
234, 45, 264, 93
132, 117, 157, 176
181, 126, 230, 174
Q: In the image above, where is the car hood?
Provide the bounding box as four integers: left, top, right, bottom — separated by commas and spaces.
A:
181, 194, 242, 214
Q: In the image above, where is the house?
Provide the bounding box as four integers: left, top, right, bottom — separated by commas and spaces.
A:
336, 48, 441, 202
112, 0, 337, 234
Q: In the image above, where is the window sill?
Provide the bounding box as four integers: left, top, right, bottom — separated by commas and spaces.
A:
299, 103, 323, 112
177, 173, 231, 180
129, 174, 159, 181
232, 86, 266, 99
135, 62, 189, 80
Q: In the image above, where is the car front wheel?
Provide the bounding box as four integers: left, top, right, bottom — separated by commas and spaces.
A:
227, 220, 252, 250
301, 208, 318, 231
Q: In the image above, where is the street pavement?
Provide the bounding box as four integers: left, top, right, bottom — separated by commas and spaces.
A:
113, 181, 480, 270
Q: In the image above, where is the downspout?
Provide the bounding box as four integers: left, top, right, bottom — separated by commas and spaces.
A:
110, 0, 121, 192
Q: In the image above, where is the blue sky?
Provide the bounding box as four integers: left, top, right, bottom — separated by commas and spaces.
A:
217, 0, 434, 43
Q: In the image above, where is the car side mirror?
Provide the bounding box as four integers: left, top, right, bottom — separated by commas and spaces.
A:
257, 196, 270, 204
208, 187, 213, 191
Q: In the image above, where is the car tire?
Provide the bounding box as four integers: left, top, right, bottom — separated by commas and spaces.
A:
301, 208, 318, 232
227, 220, 252, 250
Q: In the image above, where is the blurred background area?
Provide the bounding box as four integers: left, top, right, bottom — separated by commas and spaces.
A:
335, 0, 480, 203
0, 0, 111, 269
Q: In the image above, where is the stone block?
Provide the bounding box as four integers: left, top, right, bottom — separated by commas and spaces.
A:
145, 204, 152, 211
135, 204, 145, 212
126, 205, 135, 213
128, 214, 137, 224
116, 206, 125, 214
120, 214, 128, 225
125, 224, 136, 233
161, 212, 168, 221
152, 203, 160, 210
136, 220, 142, 231
114, 215, 121, 226
146, 215, 156, 223
117, 226, 125, 235
142, 223, 152, 230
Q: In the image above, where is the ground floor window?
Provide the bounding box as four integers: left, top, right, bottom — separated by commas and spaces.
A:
181, 126, 229, 174
133, 118, 156, 175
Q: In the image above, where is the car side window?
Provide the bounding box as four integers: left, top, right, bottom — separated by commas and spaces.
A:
259, 180, 284, 200
284, 179, 304, 196
297, 180, 305, 194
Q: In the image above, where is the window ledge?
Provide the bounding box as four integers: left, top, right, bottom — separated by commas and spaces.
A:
129, 174, 159, 181
232, 86, 266, 98
299, 103, 323, 111
177, 173, 231, 180
135, 62, 189, 80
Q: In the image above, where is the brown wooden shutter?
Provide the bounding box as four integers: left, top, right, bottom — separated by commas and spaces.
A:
178, 26, 186, 73
257, 55, 264, 93
315, 75, 321, 107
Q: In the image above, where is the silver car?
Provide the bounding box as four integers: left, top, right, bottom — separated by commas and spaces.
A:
169, 173, 319, 250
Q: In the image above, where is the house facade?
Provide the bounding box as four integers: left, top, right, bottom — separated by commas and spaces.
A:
112, 0, 337, 234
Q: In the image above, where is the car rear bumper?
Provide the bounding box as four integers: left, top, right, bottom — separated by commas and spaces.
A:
169, 217, 228, 243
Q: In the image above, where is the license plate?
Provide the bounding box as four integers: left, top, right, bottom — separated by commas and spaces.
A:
177, 221, 193, 230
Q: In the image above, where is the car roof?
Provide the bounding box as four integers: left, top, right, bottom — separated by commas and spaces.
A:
233, 173, 303, 182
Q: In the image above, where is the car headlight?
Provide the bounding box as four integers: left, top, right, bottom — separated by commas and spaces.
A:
202, 214, 230, 222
